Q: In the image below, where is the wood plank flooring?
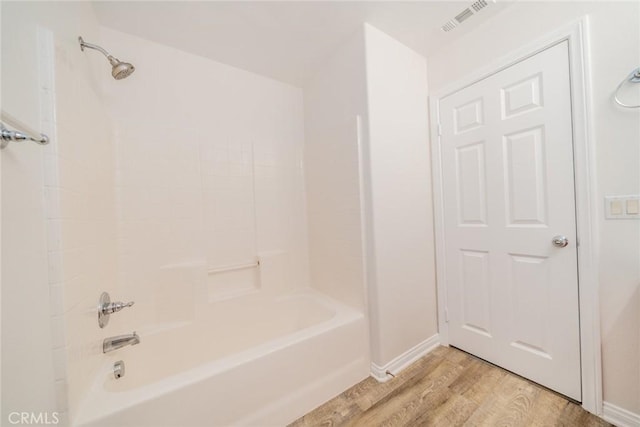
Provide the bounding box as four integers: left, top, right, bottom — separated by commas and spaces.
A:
289, 346, 610, 427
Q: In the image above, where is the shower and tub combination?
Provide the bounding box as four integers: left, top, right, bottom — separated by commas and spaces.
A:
2, 0, 449, 423
4, 7, 435, 423
69, 31, 371, 427
6, 2, 640, 426
79, 290, 367, 426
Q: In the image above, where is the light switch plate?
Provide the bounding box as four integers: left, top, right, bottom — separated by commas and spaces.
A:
610, 200, 623, 215
605, 195, 640, 219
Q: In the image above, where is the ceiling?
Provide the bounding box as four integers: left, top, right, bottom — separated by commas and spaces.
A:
92, 1, 513, 87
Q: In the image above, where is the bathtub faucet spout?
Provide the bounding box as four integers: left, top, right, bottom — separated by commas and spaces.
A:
103, 332, 140, 353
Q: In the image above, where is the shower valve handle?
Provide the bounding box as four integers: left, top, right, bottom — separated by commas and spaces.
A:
98, 292, 135, 328
102, 300, 135, 315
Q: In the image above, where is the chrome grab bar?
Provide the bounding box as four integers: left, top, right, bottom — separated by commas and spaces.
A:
1, 122, 49, 149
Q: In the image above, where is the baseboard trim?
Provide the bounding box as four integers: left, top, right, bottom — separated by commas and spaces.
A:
603, 401, 640, 427
371, 334, 440, 382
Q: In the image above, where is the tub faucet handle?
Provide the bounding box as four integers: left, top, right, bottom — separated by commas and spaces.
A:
98, 292, 135, 328
104, 300, 135, 314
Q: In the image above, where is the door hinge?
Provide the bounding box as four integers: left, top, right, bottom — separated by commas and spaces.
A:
444, 307, 449, 323
437, 123, 442, 136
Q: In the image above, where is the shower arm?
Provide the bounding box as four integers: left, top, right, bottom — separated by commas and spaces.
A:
78, 37, 118, 64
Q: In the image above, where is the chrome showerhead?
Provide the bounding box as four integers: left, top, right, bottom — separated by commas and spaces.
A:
79, 36, 135, 80
107, 56, 136, 80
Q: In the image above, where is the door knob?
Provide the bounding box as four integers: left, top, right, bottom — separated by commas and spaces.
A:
552, 235, 569, 248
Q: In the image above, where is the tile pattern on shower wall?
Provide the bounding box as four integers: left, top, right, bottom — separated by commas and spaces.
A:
21, 5, 122, 422
2, 16, 64, 422
200, 141, 255, 263
305, 121, 365, 308
200, 139, 260, 299
102, 26, 309, 325
40, 29, 70, 421
52, 70, 117, 419
115, 122, 205, 324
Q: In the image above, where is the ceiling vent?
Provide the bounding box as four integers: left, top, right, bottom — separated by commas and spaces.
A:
441, 20, 458, 32
455, 8, 474, 24
471, 0, 490, 12
441, 0, 496, 32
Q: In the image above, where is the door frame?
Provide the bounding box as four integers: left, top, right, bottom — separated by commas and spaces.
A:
428, 17, 602, 415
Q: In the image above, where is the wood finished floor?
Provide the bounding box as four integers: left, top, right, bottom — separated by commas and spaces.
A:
289, 346, 610, 427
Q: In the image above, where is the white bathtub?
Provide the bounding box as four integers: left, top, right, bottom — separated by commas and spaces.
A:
74, 290, 369, 426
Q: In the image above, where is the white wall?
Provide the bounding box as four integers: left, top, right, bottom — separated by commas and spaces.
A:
428, 1, 640, 416
363, 24, 438, 367
100, 27, 309, 330
304, 22, 439, 380
304, 29, 369, 311
2, 2, 117, 424
1, 6, 56, 420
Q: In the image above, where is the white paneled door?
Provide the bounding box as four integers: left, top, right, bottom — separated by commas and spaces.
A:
438, 41, 581, 401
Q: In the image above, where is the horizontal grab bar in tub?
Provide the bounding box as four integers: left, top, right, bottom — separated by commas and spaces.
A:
208, 260, 260, 275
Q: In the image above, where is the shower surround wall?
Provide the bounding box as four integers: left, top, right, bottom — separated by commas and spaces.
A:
2, 2, 118, 424
100, 27, 310, 328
